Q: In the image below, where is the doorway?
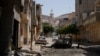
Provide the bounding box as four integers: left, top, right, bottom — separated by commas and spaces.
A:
12, 19, 19, 50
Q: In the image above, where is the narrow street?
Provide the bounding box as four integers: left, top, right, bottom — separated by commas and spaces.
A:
41, 48, 100, 56
0, 0, 100, 56
40, 37, 100, 56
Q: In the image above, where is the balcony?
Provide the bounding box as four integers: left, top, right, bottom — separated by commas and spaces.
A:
82, 13, 98, 26
20, 12, 28, 22
36, 4, 42, 17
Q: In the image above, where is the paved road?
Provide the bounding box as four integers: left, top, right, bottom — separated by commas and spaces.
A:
41, 48, 99, 56
40, 37, 100, 56
45, 37, 54, 46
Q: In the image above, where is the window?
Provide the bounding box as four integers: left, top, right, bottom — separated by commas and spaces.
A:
79, 0, 82, 5
24, 38, 27, 44
64, 18, 68, 20
20, 5, 23, 12
96, 6, 100, 11
36, 5, 40, 10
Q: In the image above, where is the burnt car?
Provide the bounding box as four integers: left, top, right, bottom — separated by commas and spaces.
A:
35, 36, 48, 45
51, 37, 72, 48
63, 37, 72, 47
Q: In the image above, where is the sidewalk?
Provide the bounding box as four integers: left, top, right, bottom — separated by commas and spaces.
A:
32, 41, 42, 52
22, 41, 42, 52
22, 45, 30, 50
77, 42, 100, 54
45, 38, 55, 46
21, 42, 42, 56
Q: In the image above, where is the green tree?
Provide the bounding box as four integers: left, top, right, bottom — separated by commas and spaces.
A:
42, 23, 54, 35
56, 27, 66, 34
57, 24, 79, 34
57, 24, 80, 47
64, 24, 79, 34
65, 24, 80, 48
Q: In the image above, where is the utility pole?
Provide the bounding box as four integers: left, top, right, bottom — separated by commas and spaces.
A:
30, 29, 33, 50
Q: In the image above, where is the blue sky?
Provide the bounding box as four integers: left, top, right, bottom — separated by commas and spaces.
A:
35, 0, 75, 17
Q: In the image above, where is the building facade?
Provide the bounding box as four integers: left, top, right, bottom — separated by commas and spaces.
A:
42, 10, 54, 26
76, 0, 100, 43
0, 0, 15, 55
0, 0, 42, 55
66, 12, 77, 41
57, 14, 70, 28
58, 12, 76, 28
19, 0, 34, 49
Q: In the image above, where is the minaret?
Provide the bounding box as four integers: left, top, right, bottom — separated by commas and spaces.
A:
50, 10, 54, 19
50, 10, 54, 26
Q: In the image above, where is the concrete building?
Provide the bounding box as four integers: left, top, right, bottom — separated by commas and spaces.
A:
57, 12, 76, 40
31, 3, 43, 52
0, 0, 43, 55
20, 0, 43, 50
0, 0, 21, 55
76, 0, 100, 43
68, 12, 76, 25
19, 0, 35, 49
53, 20, 59, 30
33, 4, 42, 41
41, 10, 55, 36
57, 12, 76, 28
42, 10, 54, 26
42, 15, 51, 24
56, 13, 70, 28
68, 12, 77, 41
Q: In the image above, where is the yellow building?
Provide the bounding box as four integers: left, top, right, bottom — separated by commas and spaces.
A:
82, 0, 100, 43
20, 0, 43, 49
32, 4, 42, 41
0, 0, 43, 54
65, 12, 77, 41
19, 0, 35, 48
30, 4, 43, 51
76, 0, 100, 43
